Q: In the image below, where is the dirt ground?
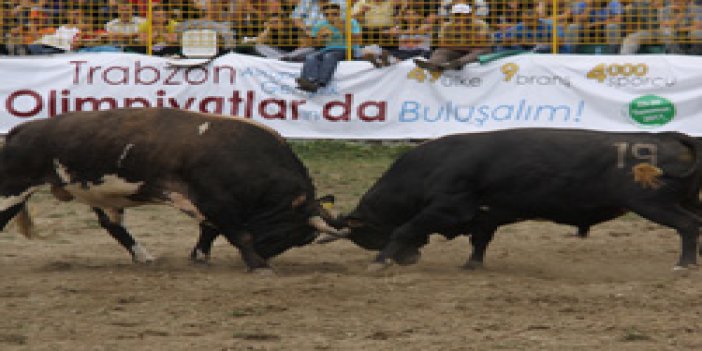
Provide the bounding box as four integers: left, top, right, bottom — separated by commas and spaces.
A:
1, 189, 701, 351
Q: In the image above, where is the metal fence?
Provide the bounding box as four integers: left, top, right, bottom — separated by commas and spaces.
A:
1, 0, 700, 57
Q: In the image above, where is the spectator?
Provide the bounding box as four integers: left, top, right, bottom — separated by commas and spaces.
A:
48, 6, 91, 51
137, 4, 179, 55
618, 0, 663, 54
438, 0, 490, 23
1, 1, 16, 54
404, 0, 490, 47
43, 0, 65, 25
291, 0, 347, 35
73, 12, 122, 52
251, 13, 314, 60
566, 0, 623, 54
493, 4, 572, 53
11, 0, 47, 26
129, 0, 162, 17
294, 2, 361, 93
161, 0, 201, 22
402, 0, 442, 28
105, 1, 145, 49
177, 0, 237, 54
472, 0, 490, 22
218, 0, 256, 39
536, 0, 573, 25
492, 0, 524, 31
413, 3, 491, 72
13, 9, 58, 55
79, 0, 114, 28
360, 5, 432, 67
351, 0, 401, 46
657, 0, 702, 54
25, 6, 90, 54
239, 0, 282, 38
389, 5, 433, 60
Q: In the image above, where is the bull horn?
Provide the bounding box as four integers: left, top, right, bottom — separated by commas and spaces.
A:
308, 216, 350, 238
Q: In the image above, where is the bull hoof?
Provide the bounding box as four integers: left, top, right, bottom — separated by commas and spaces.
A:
394, 250, 421, 266
131, 244, 155, 263
672, 264, 698, 272
563, 232, 588, 239
132, 253, 155, 264
190, 249, 211, 264
462, 260, 484, 270
132, 256, 155, 264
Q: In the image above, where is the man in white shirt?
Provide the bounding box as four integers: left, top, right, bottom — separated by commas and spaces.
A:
105, 1, 145, 48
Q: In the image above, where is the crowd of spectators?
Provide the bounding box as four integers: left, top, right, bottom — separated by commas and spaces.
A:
2, 0, 702, 57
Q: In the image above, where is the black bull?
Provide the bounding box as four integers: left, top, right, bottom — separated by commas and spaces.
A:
0, 108, 342, 272
326, 129, 702, 270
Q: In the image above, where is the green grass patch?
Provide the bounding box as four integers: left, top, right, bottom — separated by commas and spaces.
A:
290, 140, 416, 212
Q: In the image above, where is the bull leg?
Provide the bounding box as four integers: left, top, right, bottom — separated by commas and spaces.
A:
575, 225, 590, 238
221, 230, 271, 273
92, 207, 154, 263
373, 193, 477, 269
461, 209, 518, 269
190, 223, 219, 263
679, 202, 702, 256
464, 226, 498, 270
629, 203, 700, 269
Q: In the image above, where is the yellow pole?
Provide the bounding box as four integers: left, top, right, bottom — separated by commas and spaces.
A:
147, 0, 153, 55
345, 0, 352, 60
552, 0, 559, 54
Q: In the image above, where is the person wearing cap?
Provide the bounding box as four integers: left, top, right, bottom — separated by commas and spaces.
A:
18, 9, 55, 45
413, 3, 492, 72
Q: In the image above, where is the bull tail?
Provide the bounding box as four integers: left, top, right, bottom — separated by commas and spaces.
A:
0, 201, 34, 238
677, 134, 700, 179
661, 133, 701, 179
0, 187, 38, 238
13, 203, 34, 239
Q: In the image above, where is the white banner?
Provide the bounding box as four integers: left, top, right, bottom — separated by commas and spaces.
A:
2, 52, 702, 139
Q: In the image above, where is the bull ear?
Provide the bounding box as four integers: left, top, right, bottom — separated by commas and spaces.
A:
291, 194, 307, 208
347, 218, 365, 228
345, 215, 365, 228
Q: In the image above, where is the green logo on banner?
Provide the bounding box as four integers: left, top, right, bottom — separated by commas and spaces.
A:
627, 95, 675, 126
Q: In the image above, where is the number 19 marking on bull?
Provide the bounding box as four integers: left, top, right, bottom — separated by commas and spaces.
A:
613, 142, 658, 168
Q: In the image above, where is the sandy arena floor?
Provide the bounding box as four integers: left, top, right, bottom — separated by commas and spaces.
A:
1, 191, 701, 351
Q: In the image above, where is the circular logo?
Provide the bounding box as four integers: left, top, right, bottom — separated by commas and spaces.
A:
627, 95, 675, 126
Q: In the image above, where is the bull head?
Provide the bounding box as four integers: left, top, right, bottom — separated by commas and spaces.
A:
308, 216, 350, 238
314, 211, 422, 266
307, 195, 351, 239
